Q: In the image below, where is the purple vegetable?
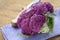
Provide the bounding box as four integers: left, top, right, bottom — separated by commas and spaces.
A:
43, 2, 54, 13
29, 14, 46, 35
17, 8, 36, 28
21, 18, 31, 35
17, 2, 54, 35
31, 2, 48, 15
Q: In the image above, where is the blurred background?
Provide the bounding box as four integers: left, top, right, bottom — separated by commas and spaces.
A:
0, 0, 60, 40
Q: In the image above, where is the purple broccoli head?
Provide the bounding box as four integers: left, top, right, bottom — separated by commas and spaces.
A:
43, 2, 54, 13
29, 14, 46, 35
17, 2, 54, 35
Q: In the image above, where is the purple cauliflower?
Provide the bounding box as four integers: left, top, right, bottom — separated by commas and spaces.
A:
17, 2, 54, 35
29, 14, 46, 35
43, 2, 54, 13
31, 2, 48, 15
17, 8, 36, 28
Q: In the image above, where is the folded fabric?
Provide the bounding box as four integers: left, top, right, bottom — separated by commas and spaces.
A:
1, 24, 50, 40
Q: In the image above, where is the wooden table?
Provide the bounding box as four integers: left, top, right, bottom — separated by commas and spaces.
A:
0, 0, 60, 40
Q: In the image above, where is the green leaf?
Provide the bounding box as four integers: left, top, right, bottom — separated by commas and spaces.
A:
46, 14, 54, 32
17, 33, 29, 37
38, 23, 49, 33
38, 13, 54, 33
